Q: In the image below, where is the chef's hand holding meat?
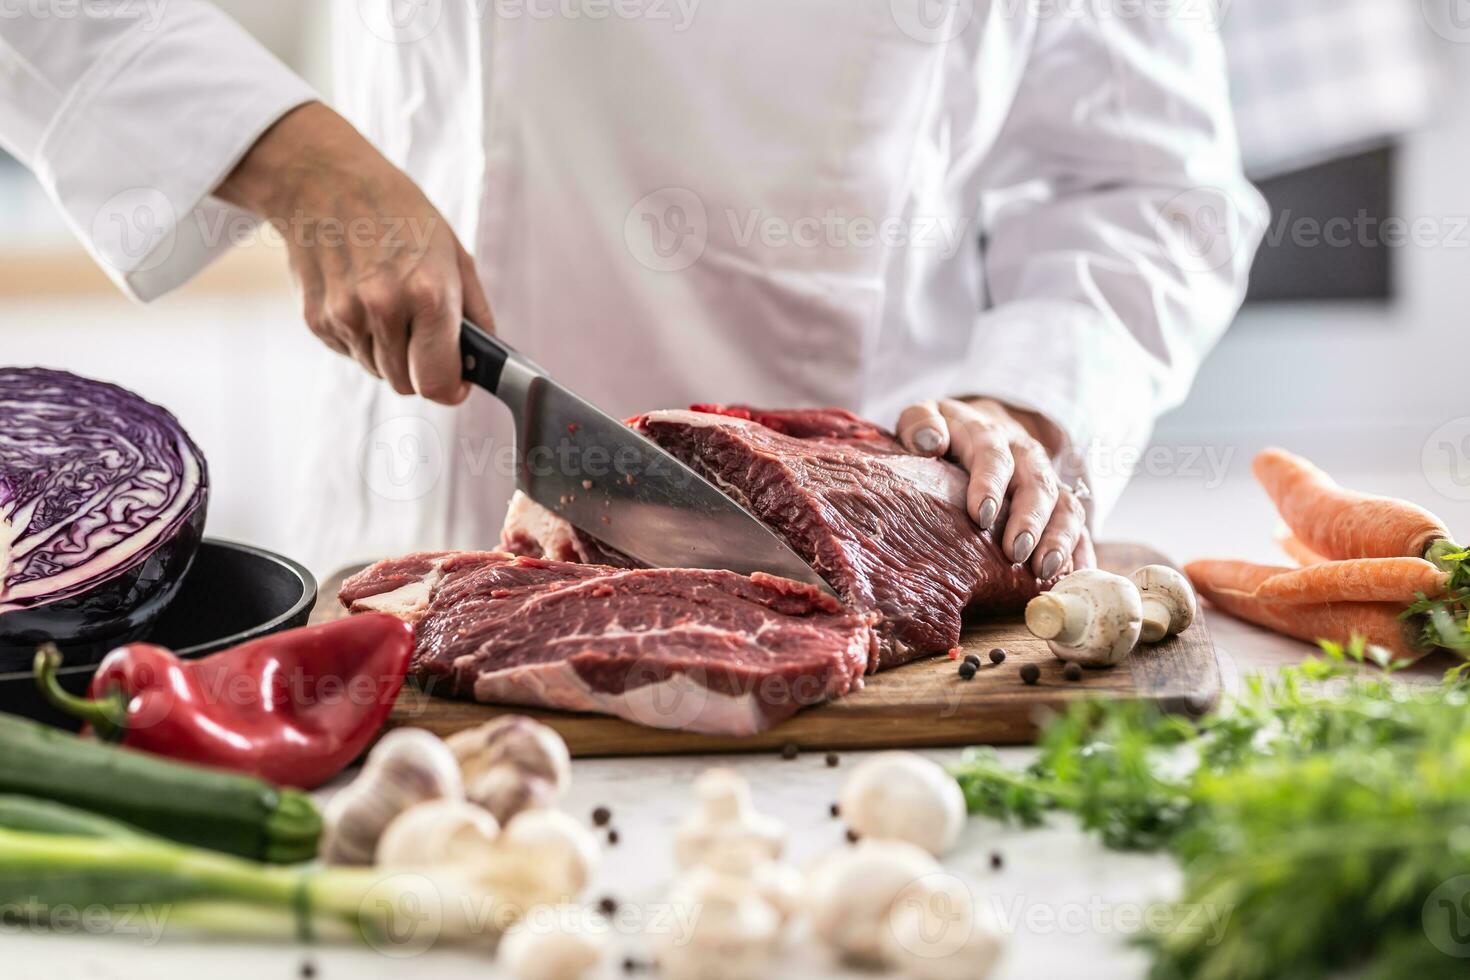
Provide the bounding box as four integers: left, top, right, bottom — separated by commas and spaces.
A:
897, 397, 1093, 580
214, 101, 494, 406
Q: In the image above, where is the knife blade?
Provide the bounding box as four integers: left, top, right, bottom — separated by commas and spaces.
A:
459, 321, 834, 594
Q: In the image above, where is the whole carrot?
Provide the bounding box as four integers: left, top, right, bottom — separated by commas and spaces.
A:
1185, 559, 1423, 661
1252, 558, 1447, 604
1253, 448, 1451, 561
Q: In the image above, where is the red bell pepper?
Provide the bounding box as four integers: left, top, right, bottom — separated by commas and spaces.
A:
34, 614, 414, 789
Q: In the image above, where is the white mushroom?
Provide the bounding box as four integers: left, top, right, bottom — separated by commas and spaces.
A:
881, 873, 1004, 980
696, 838, 805, 925
1024, 568, 1143, 666
655, 867, 783, 980
1130, 564, 1198, 643
805, 839, 942, 964
838, 752, 967, 857
320, 728, 464, 865
479, 808, 602, 914
375, 797, 501, 868
498, 904, 608, 980
674, 769, 784, 870
447, 716, 572, 824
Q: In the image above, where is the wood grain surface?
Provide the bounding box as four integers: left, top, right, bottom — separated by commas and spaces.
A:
318, 542, 1221, 756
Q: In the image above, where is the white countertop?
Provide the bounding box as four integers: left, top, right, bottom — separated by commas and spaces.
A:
12, 464, 1468, 980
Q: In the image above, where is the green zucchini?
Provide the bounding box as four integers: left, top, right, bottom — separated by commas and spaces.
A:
0, 713, 321, 863
0, 794, 148, 840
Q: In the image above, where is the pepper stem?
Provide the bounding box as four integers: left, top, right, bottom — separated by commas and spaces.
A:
33, 645, 128, 741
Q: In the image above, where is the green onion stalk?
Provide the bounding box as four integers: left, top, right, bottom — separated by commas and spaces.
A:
0, 828, 499, 950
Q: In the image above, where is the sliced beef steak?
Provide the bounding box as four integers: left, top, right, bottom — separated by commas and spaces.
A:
502, 405, 1054, 670
340, 551, 875, 736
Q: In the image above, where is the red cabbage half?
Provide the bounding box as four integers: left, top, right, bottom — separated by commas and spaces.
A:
0, 368, 208, 659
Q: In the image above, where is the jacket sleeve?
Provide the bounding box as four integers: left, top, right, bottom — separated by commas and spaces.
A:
0, 2, 316, 300
951, 13, 1268, 523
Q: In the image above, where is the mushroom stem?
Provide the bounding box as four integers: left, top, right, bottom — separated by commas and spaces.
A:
1139, 595, 1173, 644
1025, 591, 1088, 644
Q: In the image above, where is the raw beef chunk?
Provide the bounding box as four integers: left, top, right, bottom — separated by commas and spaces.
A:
502, 406, 1054, 670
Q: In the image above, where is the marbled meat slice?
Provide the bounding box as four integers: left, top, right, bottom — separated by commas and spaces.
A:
340, 551, 876, 736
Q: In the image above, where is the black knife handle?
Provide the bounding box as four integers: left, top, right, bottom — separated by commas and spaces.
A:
460, 320, 513, 395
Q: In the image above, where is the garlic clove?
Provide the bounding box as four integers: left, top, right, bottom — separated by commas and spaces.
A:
319, 727, 464, 865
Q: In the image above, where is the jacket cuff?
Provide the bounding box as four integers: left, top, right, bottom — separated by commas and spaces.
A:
943, 300, 1163, 525
29, 5, 316, 301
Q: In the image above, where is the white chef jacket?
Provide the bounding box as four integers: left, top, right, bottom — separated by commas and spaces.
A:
0, 1, 1266, 575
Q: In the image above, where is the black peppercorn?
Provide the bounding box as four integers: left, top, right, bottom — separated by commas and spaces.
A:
845, 828, 860, 844
598, 896, 619, 916
825, 752, 840, 768
607, 829, 620, 846
829, 802, 841, 818
780, 742, 799, 760
1064, 662, 1083, 682
592, 806, 612, 827
989, 648, 1007, 664
963, 653, 981, 667
958, 661, 977, 680
990, 851, 1004, 870
1020, 663, 1041, 685
299, 961, 317, 980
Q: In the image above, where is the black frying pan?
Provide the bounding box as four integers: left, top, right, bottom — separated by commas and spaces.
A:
0, 539, 317, 726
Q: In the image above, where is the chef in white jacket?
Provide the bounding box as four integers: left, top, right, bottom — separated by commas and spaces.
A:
0, 1, 1265, 579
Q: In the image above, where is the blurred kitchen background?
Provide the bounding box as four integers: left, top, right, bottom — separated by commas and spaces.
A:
4, 1, 1470, 577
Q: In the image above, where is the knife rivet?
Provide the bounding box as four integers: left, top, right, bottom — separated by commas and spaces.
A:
464, 354, 476, 371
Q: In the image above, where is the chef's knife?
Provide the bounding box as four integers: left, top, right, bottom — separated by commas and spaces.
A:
459, 321, 834, 594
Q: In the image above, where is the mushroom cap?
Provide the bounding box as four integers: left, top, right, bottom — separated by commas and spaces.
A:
498, 904, 608, 980
806, 839, 943, 963
838, 752, 967, 856
657, 869, 781, 980
493, 808, 601, 904
1041, 568, 1143, 666
1131, 564, 1197, 642
376, 797, 501, 867
881, 873, 1004, 980
675, 769, 785, 869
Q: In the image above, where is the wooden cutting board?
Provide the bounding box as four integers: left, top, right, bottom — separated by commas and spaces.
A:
320, 542, 1221, 756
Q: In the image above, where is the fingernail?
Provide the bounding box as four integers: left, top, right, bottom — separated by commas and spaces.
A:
976, 497, 998, 530
1039, 549, 1063, 579
913, 427, 942, 453
1010, 531, 1035, 564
